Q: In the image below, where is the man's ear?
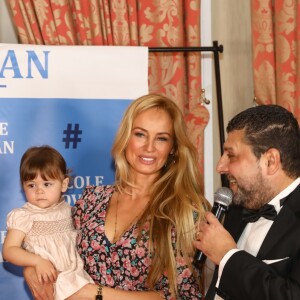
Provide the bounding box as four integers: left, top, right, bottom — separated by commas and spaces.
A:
265, 148, 281, 175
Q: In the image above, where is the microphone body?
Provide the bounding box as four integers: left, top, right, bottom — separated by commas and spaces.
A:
193, 187, 233, 269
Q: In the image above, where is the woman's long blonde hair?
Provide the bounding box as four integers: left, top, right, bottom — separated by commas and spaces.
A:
111, 94, 210, 295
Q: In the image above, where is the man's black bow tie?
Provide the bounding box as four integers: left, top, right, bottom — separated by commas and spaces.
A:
242, 197, 287, 223
242, 204, 277, 223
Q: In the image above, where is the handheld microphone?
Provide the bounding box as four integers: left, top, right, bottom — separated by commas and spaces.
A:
193, 187, 233, 268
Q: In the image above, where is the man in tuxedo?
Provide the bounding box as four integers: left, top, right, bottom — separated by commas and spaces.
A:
195, 104, 300, 300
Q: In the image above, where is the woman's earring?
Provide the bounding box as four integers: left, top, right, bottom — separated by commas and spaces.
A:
164, 153, 175, 168
164, 159, 169, 168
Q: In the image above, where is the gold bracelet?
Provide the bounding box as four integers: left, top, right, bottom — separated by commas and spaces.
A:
95, 284, 103, 300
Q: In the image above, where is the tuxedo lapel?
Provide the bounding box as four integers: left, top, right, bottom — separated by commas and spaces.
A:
224, 205, 247, 242
257, 187, 300, 258
256, 205, 295, 258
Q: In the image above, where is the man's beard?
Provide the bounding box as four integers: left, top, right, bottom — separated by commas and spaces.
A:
232, 171, 275, 210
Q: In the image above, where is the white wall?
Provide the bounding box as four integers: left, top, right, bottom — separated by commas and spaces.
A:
201, 0, 214, 203
0, 1, 18, 43
201, 0, 254, 199
211, 0, 254, 190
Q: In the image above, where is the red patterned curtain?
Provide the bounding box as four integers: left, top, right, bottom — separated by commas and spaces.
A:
252, 0, 300, 122
8, 0, 209, 173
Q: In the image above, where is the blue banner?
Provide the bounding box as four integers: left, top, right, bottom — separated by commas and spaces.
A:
0, 44, 148, 299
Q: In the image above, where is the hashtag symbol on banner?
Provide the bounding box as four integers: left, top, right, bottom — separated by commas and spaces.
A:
62, 123, 82, 149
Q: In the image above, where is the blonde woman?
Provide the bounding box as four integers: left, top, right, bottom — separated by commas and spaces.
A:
25, 94, 210, 300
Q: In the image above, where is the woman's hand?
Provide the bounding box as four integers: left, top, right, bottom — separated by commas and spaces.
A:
23, 266, 54, 300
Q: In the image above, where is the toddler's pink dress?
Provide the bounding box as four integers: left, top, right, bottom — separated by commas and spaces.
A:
6, 200, 94, 300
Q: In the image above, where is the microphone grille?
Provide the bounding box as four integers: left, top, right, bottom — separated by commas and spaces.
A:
214, 187, 233, 206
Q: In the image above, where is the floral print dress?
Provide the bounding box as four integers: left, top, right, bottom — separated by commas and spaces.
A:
73, 185, 202, 299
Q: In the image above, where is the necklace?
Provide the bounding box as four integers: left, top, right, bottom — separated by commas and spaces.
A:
112, 192, 119, 243
112, 192, 148, 243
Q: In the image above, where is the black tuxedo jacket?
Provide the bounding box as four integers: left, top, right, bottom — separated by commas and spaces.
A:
206, 184, 300, 300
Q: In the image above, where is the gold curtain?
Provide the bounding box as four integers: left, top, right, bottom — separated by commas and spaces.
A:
252, 0, 300, 122
8, 0, 209, 173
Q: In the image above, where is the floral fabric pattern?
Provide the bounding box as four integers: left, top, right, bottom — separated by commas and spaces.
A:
73, 185, 202, 299
252, 0, 300, 122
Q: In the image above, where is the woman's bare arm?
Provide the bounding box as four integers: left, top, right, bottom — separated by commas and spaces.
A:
23, 266, 54, 300
66, 283, 164, 300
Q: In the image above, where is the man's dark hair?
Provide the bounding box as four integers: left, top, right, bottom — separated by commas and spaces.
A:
227, 104, 300, 178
